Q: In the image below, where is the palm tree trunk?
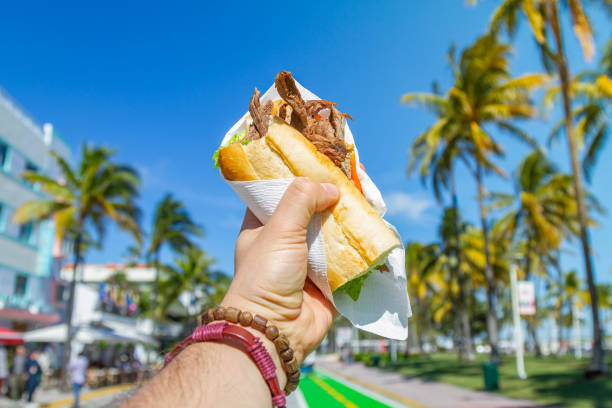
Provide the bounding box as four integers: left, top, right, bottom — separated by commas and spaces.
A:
450, 169, 474, 361
61, 231, 82, 389
548, 0, 605, 373
475, 162, 500, 363
524, 240, 542, 357
150, 249, 161, 362
553, 254, 564, 354
451, 285, 463, 359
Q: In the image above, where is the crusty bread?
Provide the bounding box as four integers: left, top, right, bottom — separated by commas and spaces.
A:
218, 119, 400, 290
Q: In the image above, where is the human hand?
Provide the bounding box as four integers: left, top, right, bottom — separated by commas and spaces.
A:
221, 178, 339, 366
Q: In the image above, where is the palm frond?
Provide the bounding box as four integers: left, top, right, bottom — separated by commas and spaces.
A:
568, 0, 595, 61
582, 122, 608, 183
490, 0, 522, 37
400, 92, 448, 115
50, 151, 79, 188
500, 73, 550, 90
595, 75, 612, 98
20, 171, 74, 202
13, 201, 69, 224
522, 0, 546, 43
496, 121, 541, 151
548, 118, 565, 147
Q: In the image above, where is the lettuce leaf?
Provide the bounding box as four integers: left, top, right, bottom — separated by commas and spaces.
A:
212, 130, 248, 168
336, 271, 372, 302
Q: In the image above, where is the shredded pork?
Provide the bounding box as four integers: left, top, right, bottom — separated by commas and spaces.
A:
246, 71, 353, 177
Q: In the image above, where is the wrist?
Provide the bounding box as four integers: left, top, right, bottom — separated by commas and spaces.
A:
220, 293, 307, 365
240, 324, 287, 389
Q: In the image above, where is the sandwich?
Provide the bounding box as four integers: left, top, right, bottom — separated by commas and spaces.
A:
213, 71, 400, 301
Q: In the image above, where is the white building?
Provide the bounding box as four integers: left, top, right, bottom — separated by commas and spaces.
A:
0, 86, 71, 331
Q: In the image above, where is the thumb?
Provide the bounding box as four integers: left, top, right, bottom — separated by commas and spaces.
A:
266, 178, 339, 234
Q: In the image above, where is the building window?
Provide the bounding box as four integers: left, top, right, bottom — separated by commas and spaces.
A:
0, 203, 4, 233
55, 284, 67, 303
14, 274, 27, 297
25, 162, 38, 173
18, 221, 33, 243
0, 142, 7, 170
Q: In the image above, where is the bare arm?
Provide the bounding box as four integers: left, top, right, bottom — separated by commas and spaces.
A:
122, 179, 339, 408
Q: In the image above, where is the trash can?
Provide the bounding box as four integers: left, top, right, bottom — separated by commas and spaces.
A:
371, 354, 380, 367
482, 362, 499, 390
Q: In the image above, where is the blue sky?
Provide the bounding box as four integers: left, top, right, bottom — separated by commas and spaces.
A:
1, 0, 610, 294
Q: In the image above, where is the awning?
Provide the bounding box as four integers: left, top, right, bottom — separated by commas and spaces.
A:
0, 308, 60, 324
22, 324, 138, 345
100, 321, 158, 346
0, 327, 24, 345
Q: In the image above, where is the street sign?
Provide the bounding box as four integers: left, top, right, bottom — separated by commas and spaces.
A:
517, 281, 536, 316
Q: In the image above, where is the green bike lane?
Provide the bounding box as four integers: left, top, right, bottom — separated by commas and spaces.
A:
297, 369, 408, 408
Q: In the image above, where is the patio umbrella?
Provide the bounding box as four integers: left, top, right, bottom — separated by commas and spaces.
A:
23, 324, 134, 344
0, 326, 24, 345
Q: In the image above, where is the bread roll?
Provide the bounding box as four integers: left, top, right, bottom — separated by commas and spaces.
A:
218, 119, 400, 291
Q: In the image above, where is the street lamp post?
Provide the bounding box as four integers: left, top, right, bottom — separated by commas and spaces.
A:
510, 265, 527, 379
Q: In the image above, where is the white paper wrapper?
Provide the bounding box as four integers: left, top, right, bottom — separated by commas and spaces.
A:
219, 79, 411, 340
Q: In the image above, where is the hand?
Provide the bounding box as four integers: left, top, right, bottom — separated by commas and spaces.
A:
222, 178, 339, 366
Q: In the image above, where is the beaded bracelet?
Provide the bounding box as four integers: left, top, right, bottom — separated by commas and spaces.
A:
164, 321, 286, 408
199, 306, 301, 394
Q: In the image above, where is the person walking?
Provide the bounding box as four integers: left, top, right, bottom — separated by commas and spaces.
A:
25, 350, 41, 402
68, 351, 88, 408
9, 345, 26, 400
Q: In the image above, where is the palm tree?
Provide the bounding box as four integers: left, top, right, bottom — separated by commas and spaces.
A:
157, 247, 215, 322
438, 207, 473, 360
403, 56, 474, 360
493, 151, 577, 354
403, 34, 546, 362
474, 0, 609, 374
405, 241, 443, 356
146, 194, 203, 322
544, 37, 612, 184
14, 145, 141, 383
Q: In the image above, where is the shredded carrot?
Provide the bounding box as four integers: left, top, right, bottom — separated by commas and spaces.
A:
350, 153, 363, 194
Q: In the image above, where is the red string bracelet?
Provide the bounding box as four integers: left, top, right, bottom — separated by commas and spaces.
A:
164, 321, 286, 408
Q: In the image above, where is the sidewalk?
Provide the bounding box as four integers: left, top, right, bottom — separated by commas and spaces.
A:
0, 383, 139, 408
317, 359, 551, 408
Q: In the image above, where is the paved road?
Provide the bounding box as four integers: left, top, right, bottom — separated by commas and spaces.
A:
318, 359, 549, 408
3, 359, 546, 408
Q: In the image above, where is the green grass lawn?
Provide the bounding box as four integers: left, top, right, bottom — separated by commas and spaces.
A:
385, 353, 611, 408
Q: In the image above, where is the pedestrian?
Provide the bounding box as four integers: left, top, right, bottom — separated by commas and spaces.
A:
68, 351, 88, 408
121, 179, 339, 407
9, 345, 26, 400
25, 350, 41, 402
0, 345, 8, 395
36, 346, 51, 389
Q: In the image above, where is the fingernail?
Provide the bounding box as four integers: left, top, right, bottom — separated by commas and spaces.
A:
321, 183, 339, 197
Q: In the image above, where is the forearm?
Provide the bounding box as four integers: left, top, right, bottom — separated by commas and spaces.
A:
122, 340, 279, 408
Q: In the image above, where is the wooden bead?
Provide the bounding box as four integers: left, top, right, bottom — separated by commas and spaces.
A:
287, 370, 300, 381
283, 357, 299, 373
274, 335, 290, 353
213, 307, 226, 321
265, 325, 279, 341
202, 309, 216, 325
287, 374, 300, 384
225, 307, 241, 323
239, 311, 253, 326
280, 348, 293, 362
285, 381, 298, 394
252, 315, 267, 332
